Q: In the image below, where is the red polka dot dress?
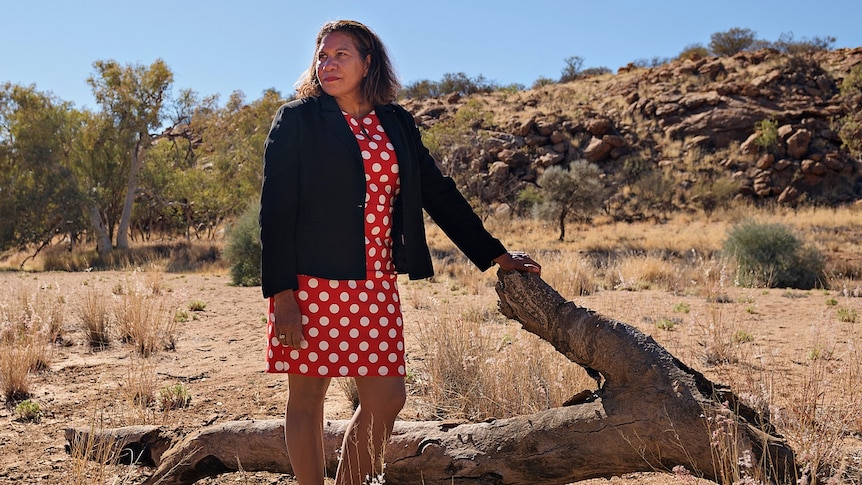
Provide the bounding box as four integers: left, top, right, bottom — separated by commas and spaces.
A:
265, 110, 405, 378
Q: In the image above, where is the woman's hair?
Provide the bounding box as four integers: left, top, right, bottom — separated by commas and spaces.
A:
295, 20, 400, 105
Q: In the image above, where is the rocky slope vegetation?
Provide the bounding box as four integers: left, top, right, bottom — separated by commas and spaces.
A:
401, 47, 862, 220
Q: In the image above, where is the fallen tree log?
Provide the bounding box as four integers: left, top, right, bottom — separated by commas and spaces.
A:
65, 270, 798, 484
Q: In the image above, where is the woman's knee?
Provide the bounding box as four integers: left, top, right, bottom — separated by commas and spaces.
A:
357, 378, 406, 418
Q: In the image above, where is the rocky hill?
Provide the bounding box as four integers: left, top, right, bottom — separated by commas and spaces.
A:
401, 47, 862, 220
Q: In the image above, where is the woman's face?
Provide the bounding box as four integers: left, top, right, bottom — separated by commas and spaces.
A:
316, 31, 370, 104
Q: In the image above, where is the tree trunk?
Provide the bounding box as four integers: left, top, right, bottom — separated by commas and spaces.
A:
66, 270, 798, 484
115, 141, 145, 249
88, 202, 112, 256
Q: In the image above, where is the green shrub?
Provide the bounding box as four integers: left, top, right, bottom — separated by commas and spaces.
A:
158, 384, 191, 411
754, 118, 779, 152
224, 200, 261, 287
15, 399, 41, 422
723, 220, 824, 289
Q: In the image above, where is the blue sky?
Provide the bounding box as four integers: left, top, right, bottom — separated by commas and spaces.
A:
3, 0, 861, 110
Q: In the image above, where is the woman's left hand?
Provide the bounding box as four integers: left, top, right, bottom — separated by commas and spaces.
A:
493, 251, 541, 276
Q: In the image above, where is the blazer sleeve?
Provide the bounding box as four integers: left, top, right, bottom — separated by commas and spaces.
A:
396, 106, 507, 271
259, 102, 303, 297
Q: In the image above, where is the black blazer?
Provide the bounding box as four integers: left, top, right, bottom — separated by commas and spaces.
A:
259, 93, 506, 298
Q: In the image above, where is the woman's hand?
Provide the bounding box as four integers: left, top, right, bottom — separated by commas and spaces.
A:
272, 290, 305, 349
493, 251, 541, 276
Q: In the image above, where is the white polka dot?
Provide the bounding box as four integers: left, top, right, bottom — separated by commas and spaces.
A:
362, 150, 371, 160
319, 316, 330, 326
340, 292, 350, 302
340, 317, 350, 326
358, 366, 368, 376
363, 117, 373, 125
350, 304, 360, 313
269, 312, 275, 323
340, 366, 349, 376
378, 366, 389, 376
319, 341, 329, 351
329, 353, 338, 363
390, 328, 399, 338
371, 227, 381, 235
268, 349, 274, 358
369, 329, 379, 338
308, 279, 319, 288
275, 361, 284, 371
329, 280, 339, 289
368, 248, 377, 257
349, 328, 360, 338
360, 316, 370, 326
301, 315, 310, 324
398, 365, 405, 375
387, 304, 396, 314
297, 291, 309, 300
386, 142, 394, 150
380, 152, 390, 161
379, 317, 389, 327
271, 336, 280, 346
329, 303, 340, 313
349, 353, 359, 363
349, 118, 359, 126
308, 327, 319, 337
299, 364, 308, 373
369, 141, 378, 150
388, 353, 398, 363
348, 281, 358, 289
340, 341, 350, 351
318, 365, 328, 375
396, 340, 403, 350
396, 317, 403, 326
308, 303, 319, 313
379, 342, 389, 351
372, 163, 382, 172
366, 214, 376, 224
308, 352, 318, 362
365, 280, 374, 289
377, 293, 387, 303
329, 328, 340, 338
359, 292, 368, 302
369, 304, 379, 313
299, 340, 309, 349
359, 341, 370, 351
382, 216, 389, 226
374, 261, 382, 270
369, 353, 379, 363
290, 349, 300, 359
392, 164, 399, 173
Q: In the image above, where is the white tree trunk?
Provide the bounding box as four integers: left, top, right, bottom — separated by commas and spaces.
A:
115, 141, 145, 249
88, 202, 112, 256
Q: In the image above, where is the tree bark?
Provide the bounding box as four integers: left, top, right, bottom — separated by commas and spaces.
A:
66, 270, 798, 484
115, 141, 145, 249
88, 202, 112, 256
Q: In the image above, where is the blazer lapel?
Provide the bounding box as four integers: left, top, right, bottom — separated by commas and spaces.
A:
376, 103, 412, 184
319, 94, 363, 165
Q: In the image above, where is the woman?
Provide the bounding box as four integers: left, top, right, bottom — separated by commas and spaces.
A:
260, 19, 541, 485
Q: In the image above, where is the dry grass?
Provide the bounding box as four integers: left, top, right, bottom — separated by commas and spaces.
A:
0, 280, 62, 401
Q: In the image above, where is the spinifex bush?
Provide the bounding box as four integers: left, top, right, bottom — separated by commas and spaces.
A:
77, 288, 111, 348
114, 279, 178, 357
723, 220, 824, 289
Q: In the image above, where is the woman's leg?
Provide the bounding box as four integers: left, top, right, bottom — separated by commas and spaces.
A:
335, 376, 406, 485
286, 374, 332, 485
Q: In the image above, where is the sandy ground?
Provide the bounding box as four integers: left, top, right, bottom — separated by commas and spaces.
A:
1, 269, 860, 484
